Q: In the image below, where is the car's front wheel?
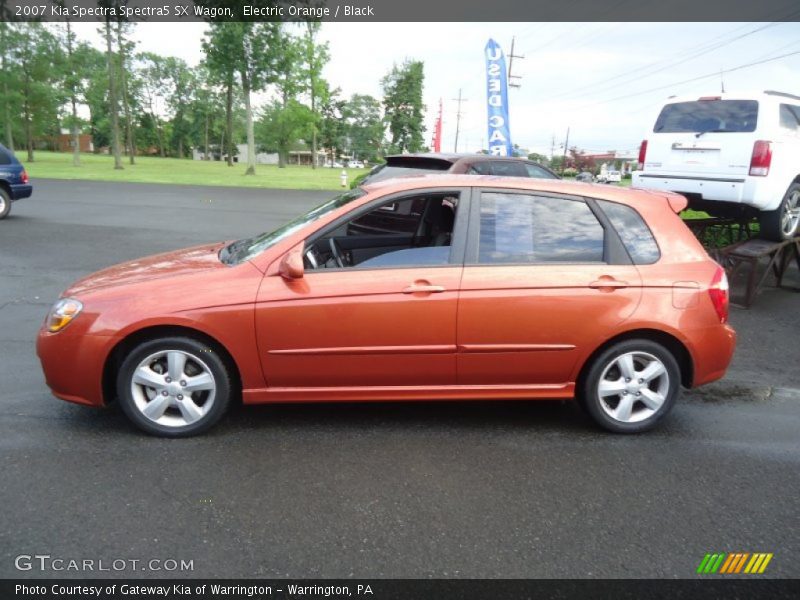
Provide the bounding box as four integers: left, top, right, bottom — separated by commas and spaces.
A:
579, 339, 680, 433
116, 336, 232, 437
759, 183, 800, 241
0, 188, 11, 220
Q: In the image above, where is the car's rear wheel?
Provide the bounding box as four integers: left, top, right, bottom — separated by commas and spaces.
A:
116, 336, 232, 437
759, 183, 800, 241
579, 339, 680, 433
0, 188, 11, 220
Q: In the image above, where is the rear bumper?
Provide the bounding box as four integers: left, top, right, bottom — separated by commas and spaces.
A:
10, 183, 32, 200
688, 323, 737, 388
633, 172, 781, 211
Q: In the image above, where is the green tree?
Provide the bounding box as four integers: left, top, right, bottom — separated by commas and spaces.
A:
256, 100, 312, 167
381, 60, 426, 154
115, 20, 137, 164
0, 23, 22, 150
137, 52, 169, 157
319, 88, 346, 166
163, 57, 195, 158
343, 94, 384, 162
202, 23, 239, 166
14, 23, 65, 162
101, 16, 123, 169
300, 21, 329, 169
203, 22, 283, 175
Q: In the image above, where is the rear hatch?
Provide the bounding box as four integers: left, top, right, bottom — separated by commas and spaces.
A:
360, 155, 455, 185
644, 98, 759, 179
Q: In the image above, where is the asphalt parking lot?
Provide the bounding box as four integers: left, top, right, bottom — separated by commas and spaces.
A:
1, 179, 798, 579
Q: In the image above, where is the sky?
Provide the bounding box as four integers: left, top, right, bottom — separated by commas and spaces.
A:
70, 21, 800, 157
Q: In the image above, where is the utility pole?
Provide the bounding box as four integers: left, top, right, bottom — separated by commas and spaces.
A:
452, 88, 467, 152
507, 36, 524, 89
550, 134, 556, 161
562, 126, 570, 171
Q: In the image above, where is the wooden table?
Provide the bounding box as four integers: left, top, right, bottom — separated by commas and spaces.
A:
719, 236, 800, 308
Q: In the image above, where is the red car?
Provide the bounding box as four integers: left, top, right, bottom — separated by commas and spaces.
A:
37, 176, 736, 437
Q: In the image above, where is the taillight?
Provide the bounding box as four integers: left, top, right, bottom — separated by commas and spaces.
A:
749, 141, 772, 177
21, 170, 29, 184
637, 140, 648, 170
708, 266, 729, 324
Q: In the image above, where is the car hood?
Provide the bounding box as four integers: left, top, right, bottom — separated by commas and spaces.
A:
65, 242, 228, 296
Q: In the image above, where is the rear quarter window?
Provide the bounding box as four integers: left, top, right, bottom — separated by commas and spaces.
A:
597, 200, 660, 264
653, 100, 758, 134
779, 104, 800, 131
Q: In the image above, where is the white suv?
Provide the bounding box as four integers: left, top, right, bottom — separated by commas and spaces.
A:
633, 91, 800, 241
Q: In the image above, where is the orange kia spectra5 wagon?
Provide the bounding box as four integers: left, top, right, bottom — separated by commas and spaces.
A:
37, 176, 736, 437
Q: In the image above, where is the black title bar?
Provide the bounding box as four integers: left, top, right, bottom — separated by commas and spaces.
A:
1, 0, 800, 22
3, 579, 800, 600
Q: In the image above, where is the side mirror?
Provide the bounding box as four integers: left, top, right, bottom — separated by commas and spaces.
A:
279, 247, 304, 280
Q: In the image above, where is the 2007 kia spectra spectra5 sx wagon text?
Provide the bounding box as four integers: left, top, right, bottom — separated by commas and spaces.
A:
37, 176, 736, 437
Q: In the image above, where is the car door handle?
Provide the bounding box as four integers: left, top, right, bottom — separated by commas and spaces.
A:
402, 283, 446, 294
589, 277, 629, 290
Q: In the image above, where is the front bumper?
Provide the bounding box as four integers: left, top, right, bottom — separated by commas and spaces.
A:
36, 328, 116, 407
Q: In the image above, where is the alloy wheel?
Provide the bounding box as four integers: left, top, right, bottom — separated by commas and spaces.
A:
129, 349, 217, 428
596, 351, 670, 424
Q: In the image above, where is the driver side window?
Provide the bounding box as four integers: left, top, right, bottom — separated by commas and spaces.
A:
304, 192, 460, 270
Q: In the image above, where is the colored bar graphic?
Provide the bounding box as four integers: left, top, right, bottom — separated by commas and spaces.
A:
698, 552, 773, 574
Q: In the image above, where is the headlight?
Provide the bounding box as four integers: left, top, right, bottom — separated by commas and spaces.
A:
45, 298, 83, 333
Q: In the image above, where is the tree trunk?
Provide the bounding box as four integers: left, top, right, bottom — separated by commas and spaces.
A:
2, 27, 14, 151
225, 76, 233, 167
204, 112, 209, 160
218, 127, 225, 163
65, 18, 80, 166
241, 69, 255, 176
116, 22, 134, 165
24, 99, 33, 162
105, 21, 123, 170
155, 116, 165, 157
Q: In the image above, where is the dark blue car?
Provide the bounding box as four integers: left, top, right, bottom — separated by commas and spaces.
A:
0, 143, 33, 219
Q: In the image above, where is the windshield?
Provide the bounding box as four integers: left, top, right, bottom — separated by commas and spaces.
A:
654, 100, 758, 134
220, 188, 366, 265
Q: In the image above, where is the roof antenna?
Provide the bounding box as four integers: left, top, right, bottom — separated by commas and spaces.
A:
720, 67, 726, 94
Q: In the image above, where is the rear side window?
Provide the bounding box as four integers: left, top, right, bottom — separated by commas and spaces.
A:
478, 193, 605, 264
0, 150, 11, 165
779, 104, 800, 131
524, 163, 556, 179
469, 161, 527, 177
597, 200, 660, 264
653, 100, 758, 134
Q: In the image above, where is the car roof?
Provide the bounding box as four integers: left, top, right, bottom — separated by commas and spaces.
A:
386, 152, 538, 163
660, 90, 799, 104
359, 173, 684, 209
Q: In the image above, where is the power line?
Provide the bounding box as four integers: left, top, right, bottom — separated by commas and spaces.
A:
507, 36, 524, 89
547, 22, 785, 103
452, 88, 468, 153
568, 49, 800, 112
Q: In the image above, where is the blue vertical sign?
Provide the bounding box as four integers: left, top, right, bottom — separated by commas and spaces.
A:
485, 39, 513, 157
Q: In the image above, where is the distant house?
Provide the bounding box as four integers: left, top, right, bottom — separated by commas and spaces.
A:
54, 133, 94, 153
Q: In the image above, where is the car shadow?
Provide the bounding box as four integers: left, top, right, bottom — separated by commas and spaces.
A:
220, 398, 595, 436
53, 397, 597, 438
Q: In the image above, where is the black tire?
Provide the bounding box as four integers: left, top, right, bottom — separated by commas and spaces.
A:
578, 339, 681, 434
0, 188, 11, 220
116, 336, 232, 437
759, 183, 800, 242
